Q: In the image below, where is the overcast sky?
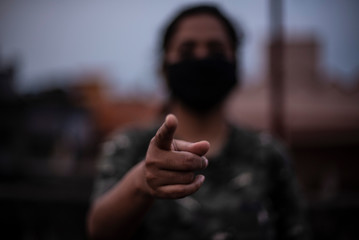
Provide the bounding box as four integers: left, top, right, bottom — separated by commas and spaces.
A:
0, 0, 358, 95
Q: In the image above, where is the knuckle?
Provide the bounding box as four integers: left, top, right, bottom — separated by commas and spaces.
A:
145, 176, 156, 191
145, 153, 158, 168
149, 137, 157, 146
181, 172, 194, 183
182, 153, 195, 169
164, 155, 173, 169
145, 171, 155, 182
174, 186, 188, 198
144, 157, 155, 169
188, 172, 195, 181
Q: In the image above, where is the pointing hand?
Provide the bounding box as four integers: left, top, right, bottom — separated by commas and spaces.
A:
143, 114, 210, 199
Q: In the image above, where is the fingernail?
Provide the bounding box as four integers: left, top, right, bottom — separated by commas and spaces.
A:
200, 175, 206, 183
202, 157, 208, 168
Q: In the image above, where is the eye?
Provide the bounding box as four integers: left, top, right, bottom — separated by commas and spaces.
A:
207, 41, 226, 57
178, 41, 196, 59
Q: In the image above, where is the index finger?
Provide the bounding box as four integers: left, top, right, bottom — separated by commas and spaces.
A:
154, 114, 178, 150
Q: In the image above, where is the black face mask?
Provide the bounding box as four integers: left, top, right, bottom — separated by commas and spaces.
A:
165, 56, 237, 114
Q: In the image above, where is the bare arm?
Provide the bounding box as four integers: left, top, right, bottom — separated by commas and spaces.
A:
87, 114, 209, 239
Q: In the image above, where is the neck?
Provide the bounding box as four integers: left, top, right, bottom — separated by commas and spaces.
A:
169, 102, 229, 157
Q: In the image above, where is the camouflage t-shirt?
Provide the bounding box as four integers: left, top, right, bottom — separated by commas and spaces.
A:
92, 124, 309, 240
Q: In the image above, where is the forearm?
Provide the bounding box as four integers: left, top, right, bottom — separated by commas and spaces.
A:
88, 161, 154, 240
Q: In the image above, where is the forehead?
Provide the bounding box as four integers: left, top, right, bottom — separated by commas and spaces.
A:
169, 14, 231, 46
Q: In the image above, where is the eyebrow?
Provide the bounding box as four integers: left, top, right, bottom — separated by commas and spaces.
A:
179, 40, 196, 47
207, 40, 225, 47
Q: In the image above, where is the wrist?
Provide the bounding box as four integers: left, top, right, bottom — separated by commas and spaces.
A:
133, 161, 155, 202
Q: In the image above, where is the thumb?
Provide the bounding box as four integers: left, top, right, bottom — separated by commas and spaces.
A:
154, 114, 178, 150
174, 140, 210, 156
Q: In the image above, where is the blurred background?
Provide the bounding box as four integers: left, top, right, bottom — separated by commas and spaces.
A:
0, 0, 358, 239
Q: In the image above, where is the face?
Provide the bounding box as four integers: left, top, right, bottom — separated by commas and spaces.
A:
165, 14, 235, 64
163, 13, 238, 114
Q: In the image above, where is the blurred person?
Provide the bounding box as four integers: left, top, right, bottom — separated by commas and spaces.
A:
87, 4, 308, 240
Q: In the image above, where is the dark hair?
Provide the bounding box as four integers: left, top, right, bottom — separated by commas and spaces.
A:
161, 4, 243, 53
